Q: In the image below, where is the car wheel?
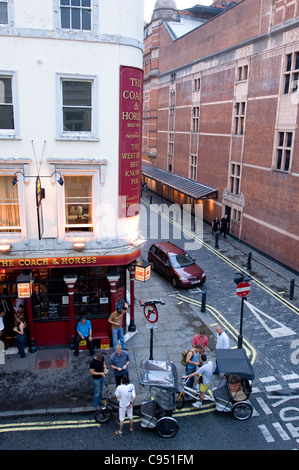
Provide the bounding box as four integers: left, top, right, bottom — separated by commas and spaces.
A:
172, 277, 177, 288
150, 261, 155, 270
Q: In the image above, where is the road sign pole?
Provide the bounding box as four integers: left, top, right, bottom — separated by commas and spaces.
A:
238, 297, 245, 349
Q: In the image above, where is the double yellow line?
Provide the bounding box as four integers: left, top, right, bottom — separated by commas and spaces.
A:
0, 419, 99, 433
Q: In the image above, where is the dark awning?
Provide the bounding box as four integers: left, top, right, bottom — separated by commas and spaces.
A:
142, 164, 217, 200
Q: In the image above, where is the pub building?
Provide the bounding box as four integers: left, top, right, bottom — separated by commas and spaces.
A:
0, 1, 145, 351
0, 250, 141, 352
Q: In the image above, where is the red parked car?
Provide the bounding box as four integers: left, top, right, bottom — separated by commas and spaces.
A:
148, 241, 206, 288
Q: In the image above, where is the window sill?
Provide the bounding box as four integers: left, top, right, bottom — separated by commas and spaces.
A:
56, 134, 99, 142
0, 134, 21, 140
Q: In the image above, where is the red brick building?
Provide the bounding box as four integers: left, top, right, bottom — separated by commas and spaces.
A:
142, 0, 299, 272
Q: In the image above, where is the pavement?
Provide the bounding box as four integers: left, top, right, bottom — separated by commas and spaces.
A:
0, 193, 298, 418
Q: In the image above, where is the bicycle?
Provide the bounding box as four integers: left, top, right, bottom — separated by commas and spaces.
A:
94, 381, 119, 424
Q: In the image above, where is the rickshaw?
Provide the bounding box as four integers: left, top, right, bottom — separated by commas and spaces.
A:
139, 359, 180, 438
94, 360, 180, 438
176, 348, 254, 421
212, 348, 255, 420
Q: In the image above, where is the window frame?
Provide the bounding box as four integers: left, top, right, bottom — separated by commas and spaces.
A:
55, 167, 101, 240
274, 131, 293, 173
284, 52, 299, 95
59, 0, 92, 32
0, 170, 26, 237
56, 73, 99, 141
0, 71, 20, 139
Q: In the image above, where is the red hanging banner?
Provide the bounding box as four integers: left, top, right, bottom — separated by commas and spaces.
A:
119, 65, 143, 217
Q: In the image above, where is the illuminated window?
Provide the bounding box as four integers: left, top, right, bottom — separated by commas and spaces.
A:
64, 175, 93, 232
0, 175, 20, 232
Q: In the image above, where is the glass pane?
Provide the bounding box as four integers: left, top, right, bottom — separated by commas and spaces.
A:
276, 149, 282, 170
0, 105, 14, 129
284, 74, 290, 94
0, 2, 8, 24
60, 7, 70, 28
63, 107, 91, 131
295, 52, 299, 71
82, 8, 91, 30
71, 0, 80, 5
65, 176, 93, 230
71, 7, 80, 29
60, 0, 70, 5
284, 150, 290, 171
279, 132, 284, 147
82, 0, 91, 6
62, 81, 91, 106
292, 72, 298, 93
0, 176, 20, 229
286, 53, 292, 72
287, 132, 292, 148
0, 78, 12, 104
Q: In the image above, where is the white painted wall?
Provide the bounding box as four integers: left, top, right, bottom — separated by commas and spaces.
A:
0, 0, 144, 252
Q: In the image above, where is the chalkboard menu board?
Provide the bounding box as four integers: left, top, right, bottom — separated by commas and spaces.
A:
48, 302, 61, 319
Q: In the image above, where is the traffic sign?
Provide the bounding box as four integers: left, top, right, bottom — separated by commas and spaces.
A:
236, 281, 251, 297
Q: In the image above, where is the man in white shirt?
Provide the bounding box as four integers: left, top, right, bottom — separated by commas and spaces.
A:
182, 354, 214, 408
114, 377, 136, 435
214, 324, 230, 374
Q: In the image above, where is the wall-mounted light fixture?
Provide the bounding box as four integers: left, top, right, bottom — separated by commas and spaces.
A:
0, 244, 12, 253
73, 242, 86, 251
12, 170, 64, 186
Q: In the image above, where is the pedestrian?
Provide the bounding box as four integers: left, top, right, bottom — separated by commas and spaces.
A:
185, 345, 202, 388
220, 214, 229, 237
89, 352, 108, 408
13, 313, 27, 358
0, 310, 5, 342
191, 329, 209, 353
114, 376, 136, 435
211, 217, 220, 237
73, 317, 95, 358
214, 324, 230, 374
108, 302, 128, 350
182, 354, 214, 408
110, 344, 130, 386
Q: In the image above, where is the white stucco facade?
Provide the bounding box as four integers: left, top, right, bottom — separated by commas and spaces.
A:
0, 0, 144, 254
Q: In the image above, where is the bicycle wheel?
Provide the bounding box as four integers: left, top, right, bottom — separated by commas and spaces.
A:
143, 304, 158, 323
232, 401, 253, 421
176, 392, 185, 410
94, 407, 113, 424
156, 417, 179, 438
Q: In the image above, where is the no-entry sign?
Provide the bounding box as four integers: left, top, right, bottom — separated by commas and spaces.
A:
236, 281, 251, 297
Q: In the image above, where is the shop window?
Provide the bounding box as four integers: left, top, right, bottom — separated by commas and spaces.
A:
0, 76, 14, 130
0, 175, 21, 232
64, 175, 93, 232
60, 0, 92, 31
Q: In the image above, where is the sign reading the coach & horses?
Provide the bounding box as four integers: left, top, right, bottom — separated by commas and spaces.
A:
119, 65, 143, 218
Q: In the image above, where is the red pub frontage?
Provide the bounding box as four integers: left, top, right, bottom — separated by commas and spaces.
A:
0, 249, 140, 352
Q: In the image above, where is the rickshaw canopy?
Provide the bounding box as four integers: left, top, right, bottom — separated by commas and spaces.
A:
215, 349, 255, 380
140, 360, 179, 391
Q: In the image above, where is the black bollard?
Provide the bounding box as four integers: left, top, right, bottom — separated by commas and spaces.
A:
150, 195, 152, 204
215, 232, 219, 249
201, 291, 206, 312
290, 279, 295, 300
247, 252, 252, 270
